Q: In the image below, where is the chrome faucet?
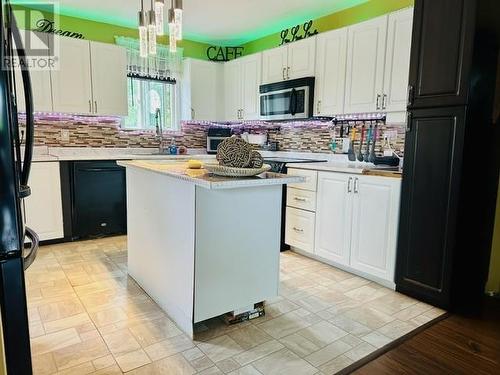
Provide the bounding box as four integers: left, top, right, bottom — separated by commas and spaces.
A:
155, 108, 164, 154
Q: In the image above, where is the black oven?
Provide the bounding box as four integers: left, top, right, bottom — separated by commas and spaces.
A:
207, 127, 232, 154
260, 77, 315, 121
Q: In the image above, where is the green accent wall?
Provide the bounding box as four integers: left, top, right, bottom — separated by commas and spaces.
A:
242, 0, 414, 55
12, 5, 211, 60
486, 182, 500, 294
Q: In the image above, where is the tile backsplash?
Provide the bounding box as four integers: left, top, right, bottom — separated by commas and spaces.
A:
27, 115, 406, 156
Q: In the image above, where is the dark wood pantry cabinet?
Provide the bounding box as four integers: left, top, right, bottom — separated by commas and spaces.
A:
396, 0, 500, 310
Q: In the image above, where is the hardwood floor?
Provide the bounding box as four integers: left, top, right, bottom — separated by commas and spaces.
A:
353, 298, 500, 375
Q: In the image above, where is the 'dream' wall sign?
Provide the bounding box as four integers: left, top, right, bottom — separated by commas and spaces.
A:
206, 46, 244, 62
280, 20, 318, 46
35, 18, 85, 39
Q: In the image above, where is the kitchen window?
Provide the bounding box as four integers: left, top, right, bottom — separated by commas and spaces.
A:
121, 76, 180, 131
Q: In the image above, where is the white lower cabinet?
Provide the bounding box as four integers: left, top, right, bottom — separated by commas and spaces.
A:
24, 162, 64, 241
287, 169, 401, 286
349, 175, 401, 281
285, 207, 315, 254
314, 172, 352, 267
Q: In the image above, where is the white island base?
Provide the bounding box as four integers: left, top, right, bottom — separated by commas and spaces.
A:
121, 161, 302, 337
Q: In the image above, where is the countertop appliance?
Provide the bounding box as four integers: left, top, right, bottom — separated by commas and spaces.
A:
0, 1, 37, 373
207, 127, 232, 154
263, 157, 327, 251
259, 77, 315, 121
63, 161, 127, 240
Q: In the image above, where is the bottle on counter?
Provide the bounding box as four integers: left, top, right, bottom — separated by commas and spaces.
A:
168, 138, 178, 155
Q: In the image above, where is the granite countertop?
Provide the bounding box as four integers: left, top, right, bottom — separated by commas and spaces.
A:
288, 162, 402, 178
118, 160, 305, 190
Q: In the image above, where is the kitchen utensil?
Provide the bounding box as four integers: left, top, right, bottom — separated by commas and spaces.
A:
364, 125, 372, 162
348, 127, 357, 161
368, 124, 378, 163
204, 163, 271, 177
357, 125, 365, 161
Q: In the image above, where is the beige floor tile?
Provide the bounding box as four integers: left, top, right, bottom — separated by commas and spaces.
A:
197, 366, 224, 375
197, 335, 244, 363
318, 354, 354, 375
90, 307, 128, 327
227, 364, 262, 375
30, 320, 46, 339
376, 319, 418, 340
127, 353, 196, 374
339, 334, 363, 348
32, 352, 57, 375
31, 328, 82, 356
54, 361, 95, 374
279, 333, 320, 357
51, 337, 109, 370
128, 317, 182, 347
91, 364, 123, 375
113, 348, 151, 372
304, 339, 352, 367
92, 354, 116, 370
360, 331, 392, 348
366, 292, 419, 315
232, 340, 284, 366
328, 315, 372, 337
257, 311, 311, 339
38, 298, 86, 322
227, 324, 272, 350
295, 295, 333, 313
253, 348, 317, 375
296, 321, 348, 348
393, 302, 434, 321
43, 312, 93, 334
342, 307, 395, 330
344, 285, 389, 302
216, 358, 240, 373
102, 328, 141, 356
144, 334, 195, 361
343, 342, 377, 362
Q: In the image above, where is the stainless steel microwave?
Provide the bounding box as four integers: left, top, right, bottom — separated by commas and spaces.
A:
259, 77, 315, 121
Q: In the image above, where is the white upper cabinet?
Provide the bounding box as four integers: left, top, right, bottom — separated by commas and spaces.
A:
262, 38, 316, 84
240, 54, 262, 120
287, 37, 316, 80
51, 37, 93, 114
223, 54, 261, 121
314, 172, 353, 266
182, 58, 223, 121
14, 31, 53, 113
24, 162, 64, 241
349, 175, 401, 281
90, 41, 128, 116
314, 27, 348, 116
383, 7, 413, 112
344, 15, 388, 114
223, 59, 241, 121
262, 45, 288, 84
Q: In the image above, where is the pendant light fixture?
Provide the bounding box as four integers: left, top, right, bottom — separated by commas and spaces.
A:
148, 0, 157, 55
154, 0, 165, 35
138, 0, 148, 58
168, 5, 177, 53
174, 0, 183, 40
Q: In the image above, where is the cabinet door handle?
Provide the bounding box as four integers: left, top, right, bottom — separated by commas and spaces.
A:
354, 177, 359, 194
94, 100, 98, 114
292, 227, 304, 233
89, 100, 92, 113
406, 111, 412, 132
240, 109, 244, 120
287, 67, 290, 80
347, 177, 353, 193
407, 84, 414, 107
376, 94, 381, 110
294, 197, 307, 202
382, 94, 387, 110
191, 108, 195, 119
316, 100, 321, 114
282, 67, 286, 81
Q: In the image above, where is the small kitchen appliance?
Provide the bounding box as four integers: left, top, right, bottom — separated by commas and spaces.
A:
206, 127, 232, 154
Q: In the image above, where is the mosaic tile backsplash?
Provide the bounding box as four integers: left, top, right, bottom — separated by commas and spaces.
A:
27, 115, 406, 156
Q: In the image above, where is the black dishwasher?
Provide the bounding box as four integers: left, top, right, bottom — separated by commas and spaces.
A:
67, 161, 127, 239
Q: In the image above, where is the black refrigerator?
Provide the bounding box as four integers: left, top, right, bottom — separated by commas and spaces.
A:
0, 0, 37, 373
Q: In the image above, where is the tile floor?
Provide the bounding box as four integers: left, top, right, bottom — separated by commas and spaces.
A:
26, 236, 445, 374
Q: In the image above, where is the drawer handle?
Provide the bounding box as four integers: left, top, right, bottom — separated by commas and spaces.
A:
294, 197, 307, 202
292, 227, 304, 233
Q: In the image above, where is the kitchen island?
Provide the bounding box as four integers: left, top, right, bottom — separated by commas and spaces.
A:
118, 160, 303, 337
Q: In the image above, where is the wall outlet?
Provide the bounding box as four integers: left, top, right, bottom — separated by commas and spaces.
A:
385, 130, 398, 141
60, 129, 70, 142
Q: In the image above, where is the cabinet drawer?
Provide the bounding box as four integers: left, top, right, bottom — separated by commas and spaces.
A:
285, 207, 315, 253
287, 188, 316, 212
287, 168, 318, 191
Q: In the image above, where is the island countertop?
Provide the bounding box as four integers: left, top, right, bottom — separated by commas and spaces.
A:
118, 160, 305, 189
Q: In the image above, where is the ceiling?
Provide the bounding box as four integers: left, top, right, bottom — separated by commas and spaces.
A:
22, 0, 369, 45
